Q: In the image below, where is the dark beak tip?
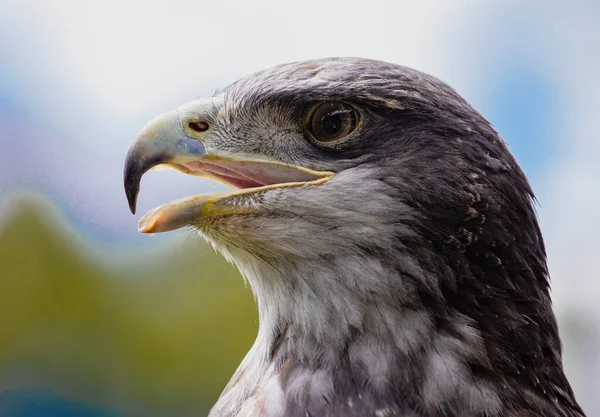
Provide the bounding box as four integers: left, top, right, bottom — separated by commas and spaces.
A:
128, 199, 137, 215
123, 151, 142, 216
124, 176, 140, 215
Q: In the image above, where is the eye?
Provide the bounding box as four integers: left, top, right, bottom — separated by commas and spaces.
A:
308, 102, 359, 143
187, 120, 210, 133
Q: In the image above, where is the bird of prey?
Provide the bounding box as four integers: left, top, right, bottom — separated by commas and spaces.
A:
123, 58, 585, 417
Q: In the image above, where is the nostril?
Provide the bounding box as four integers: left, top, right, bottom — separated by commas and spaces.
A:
187, 120, 209, 133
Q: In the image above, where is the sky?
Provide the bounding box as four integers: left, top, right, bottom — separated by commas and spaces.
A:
0, 0, 598, 414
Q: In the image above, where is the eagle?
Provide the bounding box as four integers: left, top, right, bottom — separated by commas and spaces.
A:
123, 58, 585, 417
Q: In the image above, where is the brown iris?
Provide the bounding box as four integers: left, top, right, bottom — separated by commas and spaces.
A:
187, 120, 210, 133
308, 102, 358, 143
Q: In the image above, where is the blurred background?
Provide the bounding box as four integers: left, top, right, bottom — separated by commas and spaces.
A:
0, 0, 598, 415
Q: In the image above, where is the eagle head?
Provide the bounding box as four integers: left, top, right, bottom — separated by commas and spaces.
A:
124, 58, 584, 417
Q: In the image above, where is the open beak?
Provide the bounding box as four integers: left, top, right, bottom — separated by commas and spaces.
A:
123, 99, 333, 234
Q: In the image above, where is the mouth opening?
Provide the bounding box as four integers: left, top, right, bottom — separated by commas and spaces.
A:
130, 157, 334, 234
173, 157, 333, 191
182, 159, 326, 190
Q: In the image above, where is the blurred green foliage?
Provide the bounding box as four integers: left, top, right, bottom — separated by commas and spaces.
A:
0, 195, 258, 416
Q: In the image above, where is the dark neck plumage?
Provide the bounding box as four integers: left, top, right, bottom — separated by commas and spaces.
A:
261, 231, 583, 417
214, 231, 582, 417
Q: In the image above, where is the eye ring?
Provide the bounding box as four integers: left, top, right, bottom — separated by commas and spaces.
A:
307, 102, 359, 144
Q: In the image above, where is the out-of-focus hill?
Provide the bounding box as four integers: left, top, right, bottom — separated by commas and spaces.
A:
0, 194, 257, 416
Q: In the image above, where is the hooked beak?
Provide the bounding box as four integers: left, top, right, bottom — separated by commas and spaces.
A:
124, 108, 207, 215
123, 98, 333, 233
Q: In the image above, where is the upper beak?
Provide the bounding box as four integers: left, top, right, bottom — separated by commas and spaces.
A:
124, 103, 212, 214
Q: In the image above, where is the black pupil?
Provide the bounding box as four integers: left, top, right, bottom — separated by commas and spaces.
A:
321, 110, 347, 135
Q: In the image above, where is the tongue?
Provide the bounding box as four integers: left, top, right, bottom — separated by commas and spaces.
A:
184, 160, 323, 189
